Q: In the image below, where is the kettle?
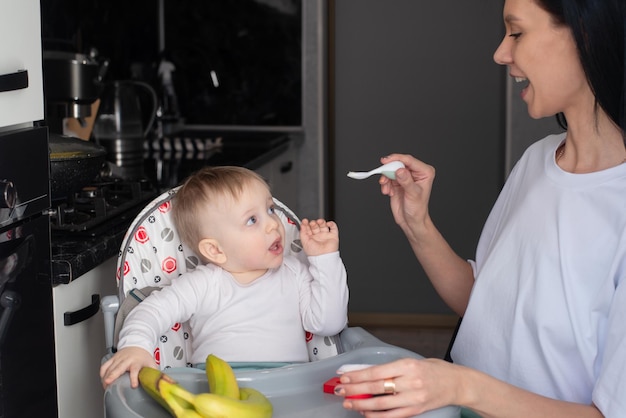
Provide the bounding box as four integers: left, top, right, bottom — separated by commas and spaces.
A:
93, 80, 157, 180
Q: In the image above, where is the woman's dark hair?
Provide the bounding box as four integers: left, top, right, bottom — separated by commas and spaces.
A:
536, 0, 625, 138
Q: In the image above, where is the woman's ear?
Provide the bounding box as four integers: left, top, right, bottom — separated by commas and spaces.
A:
198, 238, 227, 265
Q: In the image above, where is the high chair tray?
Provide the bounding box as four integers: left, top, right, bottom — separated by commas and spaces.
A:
104, 327, 461, 418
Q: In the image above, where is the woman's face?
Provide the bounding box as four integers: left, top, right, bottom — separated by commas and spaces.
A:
493, 0, 590, 119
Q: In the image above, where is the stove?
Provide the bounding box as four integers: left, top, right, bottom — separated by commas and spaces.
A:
49, 177, 158, 286
50, 178, 157, 236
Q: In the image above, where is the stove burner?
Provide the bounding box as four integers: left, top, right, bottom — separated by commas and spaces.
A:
50, 179, 156, 232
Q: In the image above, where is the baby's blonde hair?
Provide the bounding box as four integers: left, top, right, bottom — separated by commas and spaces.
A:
172, 166, 269, 256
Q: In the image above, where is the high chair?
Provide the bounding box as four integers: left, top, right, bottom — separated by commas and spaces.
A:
101, 186, 343, 370
101, 186, 461, 418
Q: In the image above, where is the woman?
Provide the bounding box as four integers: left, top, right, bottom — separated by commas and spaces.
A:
334, 0, 626, 417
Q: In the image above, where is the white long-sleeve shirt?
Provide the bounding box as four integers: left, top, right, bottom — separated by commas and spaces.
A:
118, 252, 348, 364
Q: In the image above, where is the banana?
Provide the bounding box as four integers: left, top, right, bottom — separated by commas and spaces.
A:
160, 381, 205, 418
138, 367, 197, 417
138, 355, 273, 418
193, 387, 273, 418
205, 354, 240, 400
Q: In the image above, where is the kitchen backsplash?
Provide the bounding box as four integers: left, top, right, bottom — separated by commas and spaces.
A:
40, 0, 302, 127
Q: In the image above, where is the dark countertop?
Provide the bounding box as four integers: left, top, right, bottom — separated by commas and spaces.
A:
51, 130, 292, 284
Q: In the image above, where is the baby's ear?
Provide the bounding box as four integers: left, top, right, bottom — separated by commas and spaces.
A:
198, 238, 227, 265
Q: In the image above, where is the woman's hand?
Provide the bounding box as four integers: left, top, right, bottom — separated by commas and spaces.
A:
335, 358, 606, 418
379, 154, 436, 243
334, 358, 462, 418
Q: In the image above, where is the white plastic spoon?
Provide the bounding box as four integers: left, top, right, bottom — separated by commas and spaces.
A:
347, 161, 405, 180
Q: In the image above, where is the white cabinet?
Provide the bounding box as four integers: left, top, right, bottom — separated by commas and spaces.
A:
0, 0, 44, 128
52, 257, 118, 418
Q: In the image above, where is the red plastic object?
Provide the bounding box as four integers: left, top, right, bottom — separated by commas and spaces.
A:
322, 377, 373, 399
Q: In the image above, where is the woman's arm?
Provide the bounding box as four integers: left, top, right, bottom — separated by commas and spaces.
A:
379, 154, 475, 315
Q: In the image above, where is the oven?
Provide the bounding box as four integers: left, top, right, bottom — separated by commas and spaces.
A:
0, 126, 56, 418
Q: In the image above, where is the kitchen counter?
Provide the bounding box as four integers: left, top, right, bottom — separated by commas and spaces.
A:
51, 130, 292, 284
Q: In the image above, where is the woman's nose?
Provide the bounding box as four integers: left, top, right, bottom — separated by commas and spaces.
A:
493, 37, 511, 65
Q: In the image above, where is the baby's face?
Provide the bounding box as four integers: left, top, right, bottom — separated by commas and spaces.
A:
208, 180, 285, 281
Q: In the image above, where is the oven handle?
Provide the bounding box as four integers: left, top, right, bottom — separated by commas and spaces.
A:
64, 294, 100, 326
0, 70, 29, 93
0, 290, 21, 347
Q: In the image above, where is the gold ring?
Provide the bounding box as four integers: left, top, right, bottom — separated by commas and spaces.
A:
383, 378, 396, 395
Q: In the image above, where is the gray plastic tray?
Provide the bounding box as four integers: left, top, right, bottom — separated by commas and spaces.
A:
104, 327, 461, 418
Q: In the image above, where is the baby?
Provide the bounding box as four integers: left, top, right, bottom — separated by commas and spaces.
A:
100, 166, 349, 388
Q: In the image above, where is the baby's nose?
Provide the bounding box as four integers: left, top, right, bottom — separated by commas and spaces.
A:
266, 216, 279, 232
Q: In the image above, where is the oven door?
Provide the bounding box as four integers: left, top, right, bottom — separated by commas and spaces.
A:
0, 213, 57, 418
0, 127, 50, 229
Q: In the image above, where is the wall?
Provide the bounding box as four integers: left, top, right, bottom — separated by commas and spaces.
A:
331, 0, 505, 318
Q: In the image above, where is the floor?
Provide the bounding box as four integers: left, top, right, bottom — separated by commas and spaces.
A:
363, 327, 456, 359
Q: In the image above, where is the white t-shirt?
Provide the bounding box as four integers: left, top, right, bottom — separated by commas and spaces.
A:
118, 252, 348, 364
451, 133, 626, 417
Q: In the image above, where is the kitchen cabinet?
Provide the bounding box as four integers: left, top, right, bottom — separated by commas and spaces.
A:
0, 0, 44, 128
331, 0, 505, 319
52, 257, 118, 418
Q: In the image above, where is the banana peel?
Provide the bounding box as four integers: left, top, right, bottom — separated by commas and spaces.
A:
138, 355, 273, 418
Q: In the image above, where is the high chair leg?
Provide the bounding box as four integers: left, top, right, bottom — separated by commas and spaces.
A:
101, 295, 120, 354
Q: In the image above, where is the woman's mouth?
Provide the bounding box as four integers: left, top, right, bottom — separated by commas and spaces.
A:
514, 76, 530, 99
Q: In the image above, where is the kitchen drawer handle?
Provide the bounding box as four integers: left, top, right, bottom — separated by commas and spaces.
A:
0, 70, 29, 93
64, 294, 100, 326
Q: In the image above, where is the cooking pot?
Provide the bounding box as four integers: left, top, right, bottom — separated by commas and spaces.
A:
49, 134, 107, 200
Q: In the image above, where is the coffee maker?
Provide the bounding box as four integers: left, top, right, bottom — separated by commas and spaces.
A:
42, 48, 109, 134
42, 49, 110, 201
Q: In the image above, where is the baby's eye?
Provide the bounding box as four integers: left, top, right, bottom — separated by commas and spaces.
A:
268, 206, 276, 215
246, 216, 258, 226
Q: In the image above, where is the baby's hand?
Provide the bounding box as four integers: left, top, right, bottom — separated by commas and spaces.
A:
99, 346, 157, 389
300, 218, 339, 256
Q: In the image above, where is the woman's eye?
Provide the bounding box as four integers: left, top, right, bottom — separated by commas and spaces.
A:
246, 216, 257, 226
509, 32, 521, 39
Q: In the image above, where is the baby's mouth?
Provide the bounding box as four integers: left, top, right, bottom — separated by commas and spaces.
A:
269, 239, 283, 253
